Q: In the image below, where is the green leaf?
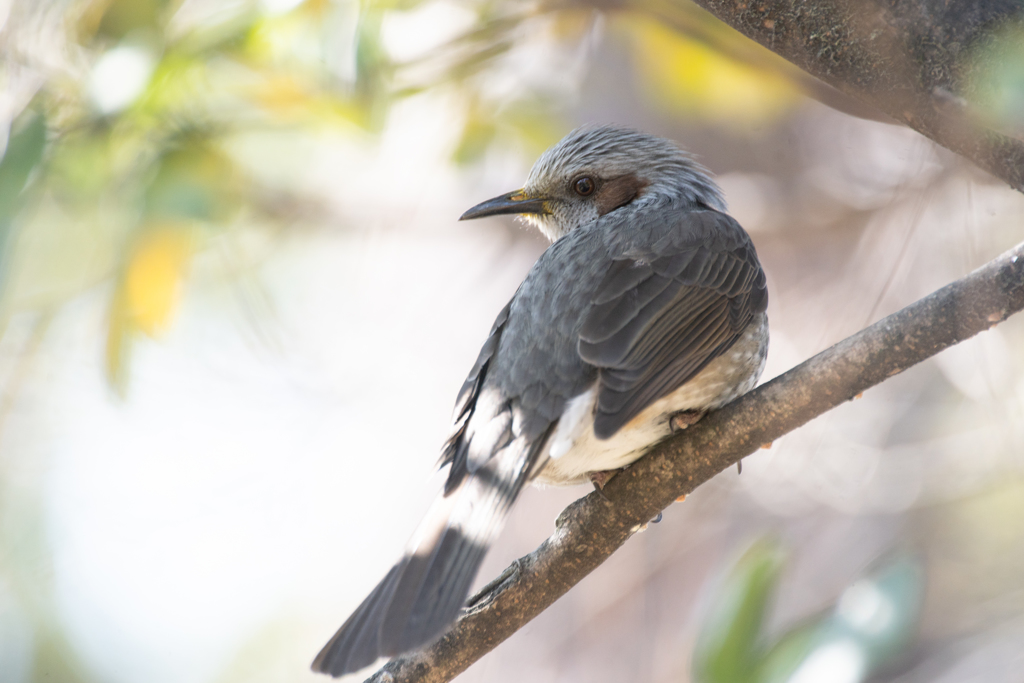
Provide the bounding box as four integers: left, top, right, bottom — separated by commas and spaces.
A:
143, 134, 239, 222
0, 110, 47, 222
30, 622, 107, 683
352, 10, 391, 131
0, 109, 47, 284
105, 281, 132, 398
94, 0, 173, 42
754, 620, 819, 683
693, 539, 785, 683
970, 22, 1024, 138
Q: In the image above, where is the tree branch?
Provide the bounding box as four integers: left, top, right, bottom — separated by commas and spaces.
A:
367, 241, 1024, 682
620, 0, 1024, 193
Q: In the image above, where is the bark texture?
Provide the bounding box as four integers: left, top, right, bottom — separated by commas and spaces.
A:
652, 0, 1024, 191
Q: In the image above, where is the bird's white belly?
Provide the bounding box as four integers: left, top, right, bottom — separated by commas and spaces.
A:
533, 314, 767, 486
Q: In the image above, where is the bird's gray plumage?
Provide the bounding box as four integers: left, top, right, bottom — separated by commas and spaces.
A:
312, 125, 768, 676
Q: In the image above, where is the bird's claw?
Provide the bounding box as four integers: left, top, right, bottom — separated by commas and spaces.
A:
589, 469, 618, 492
669, 409, 706, 432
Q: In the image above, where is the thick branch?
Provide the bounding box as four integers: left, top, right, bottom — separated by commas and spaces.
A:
368, 241, 1024, 682
621, 0, 1024, 193
696, 0, 1024, 190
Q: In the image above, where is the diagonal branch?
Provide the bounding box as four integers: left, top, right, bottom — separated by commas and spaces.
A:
367, 239, 1024, 683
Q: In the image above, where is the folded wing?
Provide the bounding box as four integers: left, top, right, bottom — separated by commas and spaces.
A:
579, 210, 767, 439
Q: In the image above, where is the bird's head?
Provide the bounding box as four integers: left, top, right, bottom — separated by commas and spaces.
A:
460, 125, 725, 241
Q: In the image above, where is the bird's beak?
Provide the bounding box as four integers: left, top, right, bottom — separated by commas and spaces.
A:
459, 190, 551, 221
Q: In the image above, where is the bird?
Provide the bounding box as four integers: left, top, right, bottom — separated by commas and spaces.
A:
311, 125, 768, 676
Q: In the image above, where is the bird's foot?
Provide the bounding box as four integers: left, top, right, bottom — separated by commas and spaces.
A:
589, 469, 620, 492
634, 511, 665, 534
669, 409, 706, 432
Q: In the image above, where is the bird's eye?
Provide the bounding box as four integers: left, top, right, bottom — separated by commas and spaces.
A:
573, 177, 596, 196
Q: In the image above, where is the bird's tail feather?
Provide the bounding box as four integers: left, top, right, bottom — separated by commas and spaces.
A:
311, 438, 535, 676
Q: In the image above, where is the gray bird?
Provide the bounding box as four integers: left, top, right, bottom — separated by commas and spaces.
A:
312, 125, 768, 676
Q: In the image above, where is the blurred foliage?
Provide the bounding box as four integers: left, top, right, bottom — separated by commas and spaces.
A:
0, 0, 809, 394
694, 539, 786, 683
0, 110, 47, 290
107, 224, 196, 392
29, 626, 105, 683
694, 540, 923, 683
970, 21, 1024, 140
617, 14, 800, 126
78, 0, 174, 42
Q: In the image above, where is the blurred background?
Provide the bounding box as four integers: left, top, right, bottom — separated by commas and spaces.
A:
1, 1, 1024, 682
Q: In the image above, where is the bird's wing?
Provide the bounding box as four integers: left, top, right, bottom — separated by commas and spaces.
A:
578, 210, 767, 439
312, 300, 555, 676
439, 300, 512, 493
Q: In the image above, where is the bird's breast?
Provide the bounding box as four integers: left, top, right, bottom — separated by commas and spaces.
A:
533, 313, 768, 486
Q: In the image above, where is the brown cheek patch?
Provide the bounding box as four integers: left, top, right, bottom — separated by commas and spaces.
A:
595, 173, 648, 216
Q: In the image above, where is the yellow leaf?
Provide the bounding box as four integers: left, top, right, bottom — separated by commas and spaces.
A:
617, 15, 800, 127
123, 226, 194, 337
106, 225, 194, 393
251, 73, 313, 114
245, 72, 368, 126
